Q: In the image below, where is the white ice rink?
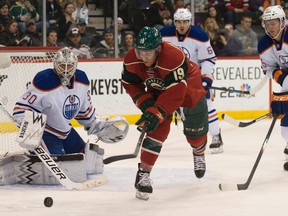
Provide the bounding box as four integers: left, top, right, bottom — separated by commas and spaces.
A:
1, 118, 288, 216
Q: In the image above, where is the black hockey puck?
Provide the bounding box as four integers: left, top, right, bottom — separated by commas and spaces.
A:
44, 197, 53, 207
284, 162, 288, 171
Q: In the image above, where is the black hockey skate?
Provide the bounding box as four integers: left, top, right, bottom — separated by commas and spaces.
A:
134, 163, 153, 200
284, 144, 288, 155
209, 132, 223, 154
193, 152, 206, 178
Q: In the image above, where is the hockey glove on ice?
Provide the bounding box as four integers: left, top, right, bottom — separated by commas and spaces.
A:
271, 92, 288, 118
136, 106, 166, 132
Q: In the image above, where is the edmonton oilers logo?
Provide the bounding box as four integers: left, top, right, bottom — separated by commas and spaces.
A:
180, 46, 190, 59
62, 95, 80, 120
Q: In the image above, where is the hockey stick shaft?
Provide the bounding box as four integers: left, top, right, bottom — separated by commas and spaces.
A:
222, 112, 272, 127
210, 76, 268, 95
0, 103, 107, 190
103, 124, 147, 165
219, 115, 277, 191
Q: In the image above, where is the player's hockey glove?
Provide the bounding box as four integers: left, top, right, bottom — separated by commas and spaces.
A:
271, 92, 288, 118
136, 106, 166, 132
134, 93, 155, 113
272, 69, 288, 86
201, 74, 213, 99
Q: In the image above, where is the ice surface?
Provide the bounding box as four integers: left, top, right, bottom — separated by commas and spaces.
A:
1, 119, 288, 216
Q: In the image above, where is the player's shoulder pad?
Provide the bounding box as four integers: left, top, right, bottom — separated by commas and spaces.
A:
74, 69, 89, 85
33, 68, 61, 91
188, 26, 209, 42
158, 42, 186, 69
160, 25, 177, 37
257, 34, 273, 54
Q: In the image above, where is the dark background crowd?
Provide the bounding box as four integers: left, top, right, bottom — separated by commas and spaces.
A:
0, 0, 287, 58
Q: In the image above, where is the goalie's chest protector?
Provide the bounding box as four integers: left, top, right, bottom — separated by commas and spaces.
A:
31, 69, 89, 137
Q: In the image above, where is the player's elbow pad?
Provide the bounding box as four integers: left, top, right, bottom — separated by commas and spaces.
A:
273, 69, 287, 86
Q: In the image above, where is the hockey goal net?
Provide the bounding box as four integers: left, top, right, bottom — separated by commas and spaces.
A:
0, 48, 59, 157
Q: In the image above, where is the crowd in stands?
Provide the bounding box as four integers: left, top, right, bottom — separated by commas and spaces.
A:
0, 0, 287, 58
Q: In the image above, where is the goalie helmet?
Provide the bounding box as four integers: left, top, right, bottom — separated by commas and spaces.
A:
262, 5, 285, 39
135, 26, 162, 51
53, 47, 78, 86
174, 8, 192, 24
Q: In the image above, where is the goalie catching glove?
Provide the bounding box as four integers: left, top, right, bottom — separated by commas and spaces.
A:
86, 116, 129, 143
136, 106, 166, 132
271, 92, 288, 118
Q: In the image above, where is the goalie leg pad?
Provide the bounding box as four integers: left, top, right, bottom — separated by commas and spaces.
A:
0, 156, 18, 185
13, 153, 87, 185
85, 143, 104, 175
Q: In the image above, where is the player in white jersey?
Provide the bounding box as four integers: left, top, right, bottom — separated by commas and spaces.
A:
3, 47, 128, 186
258, 5, 288, 162
161, 8, 223, 153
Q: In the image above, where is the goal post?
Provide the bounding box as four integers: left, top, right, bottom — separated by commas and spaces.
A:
0, 47, 59, 156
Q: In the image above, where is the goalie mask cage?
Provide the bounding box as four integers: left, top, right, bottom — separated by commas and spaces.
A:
0, 47, 59, 157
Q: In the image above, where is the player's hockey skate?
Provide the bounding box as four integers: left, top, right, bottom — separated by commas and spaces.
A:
209, 132, 223, 154
134, 163, 153, 200
193, 152, 206, 178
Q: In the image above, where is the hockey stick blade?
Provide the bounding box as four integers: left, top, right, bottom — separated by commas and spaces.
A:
210, 76, 268, 95
219, 116, 277, 191
103, 124, 147, 165
222, 112, 271, 127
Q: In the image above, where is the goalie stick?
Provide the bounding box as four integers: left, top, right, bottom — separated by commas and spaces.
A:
222, 112, 272, 127
0, 103, 108, 190
219, 115, 277, 191
210, 76, 268, 95
103, 124, 147, 165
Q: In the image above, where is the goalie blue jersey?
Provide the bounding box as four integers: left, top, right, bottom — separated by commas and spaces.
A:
13, 68, 95, 139
160, 25, 216, 75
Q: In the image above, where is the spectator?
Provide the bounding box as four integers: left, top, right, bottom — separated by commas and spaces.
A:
0, 1, 12, 33
65, 27, 93, 58
232, 15, 258, 56
208, 0, 225, 14
38, 0, 62, 28
217, 23, 243, 56
146, 0, 173, 31
203, 17, 223, 55
110, 17, 126, 47
0, 19, 28, 46
9, 0, 40, 33
57, 3, 75, 43
24, 19, 42, 46
119, 32, 135, 57
91, 28, 115, 58
173, 0, 185, 12
76, 18, 93, 46
207, 5, 224, 28
195, 0, 208, 12
248, 0, 264, 23
224, 0, 249, 26
46, 28, 59, 46
72, 0, 89, 24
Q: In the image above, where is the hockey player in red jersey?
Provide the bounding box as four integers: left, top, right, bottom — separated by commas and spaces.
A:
121, 26, 209, 200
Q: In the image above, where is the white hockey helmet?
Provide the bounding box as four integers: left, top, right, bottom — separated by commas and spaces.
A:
262, 5, 285, 39
174, 8, 192, 25
53, 47, 78, 86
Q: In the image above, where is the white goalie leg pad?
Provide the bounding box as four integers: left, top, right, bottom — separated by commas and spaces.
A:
0, 156, 18, 185
13, 153, 87, 185
85, 143, 104, 175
